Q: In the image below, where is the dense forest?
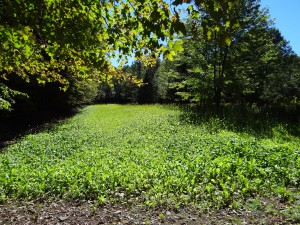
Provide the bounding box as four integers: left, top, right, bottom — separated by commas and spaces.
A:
1, 0, 299, 120
99, 2, 300, 110
0, 0, 182, 113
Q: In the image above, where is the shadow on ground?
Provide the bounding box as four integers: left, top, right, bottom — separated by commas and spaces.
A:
0, 108, 79, 151
178, 104, 300, 138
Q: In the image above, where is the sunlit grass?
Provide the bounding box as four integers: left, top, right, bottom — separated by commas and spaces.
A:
0, 104, 299, 208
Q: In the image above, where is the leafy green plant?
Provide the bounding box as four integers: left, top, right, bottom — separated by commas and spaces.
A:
0, 104, 299, 209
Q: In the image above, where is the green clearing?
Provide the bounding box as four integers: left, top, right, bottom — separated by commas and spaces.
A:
0, 104, 299, 209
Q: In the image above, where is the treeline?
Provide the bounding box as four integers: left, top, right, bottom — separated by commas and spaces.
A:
0, 0, 185, 116
99, 0, 300, 112
1, 0, 299, 119
96, 60, 160, 104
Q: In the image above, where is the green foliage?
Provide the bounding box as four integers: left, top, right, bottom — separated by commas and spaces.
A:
0, 84, 28, 111
97, 60, 161, 103
158, 0, 300, 107
95, 64, 143, 103
173, 0, 241, 46
0, 0, 184, 75
0, 105, 299, 208
137, 59, 161, 103
225, 12, 300, 106
0, 0, 186, 111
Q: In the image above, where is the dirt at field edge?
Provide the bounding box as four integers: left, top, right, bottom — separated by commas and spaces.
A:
0, 199, 297, 225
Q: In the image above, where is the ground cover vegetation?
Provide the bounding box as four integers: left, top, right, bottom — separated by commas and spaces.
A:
0, 105, 300, 222
0, 0, 300, 223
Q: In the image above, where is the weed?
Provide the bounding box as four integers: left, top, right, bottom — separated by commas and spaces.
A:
0, 104, 299, 209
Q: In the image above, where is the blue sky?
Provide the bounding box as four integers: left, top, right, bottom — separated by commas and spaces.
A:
260, 0, 300, 55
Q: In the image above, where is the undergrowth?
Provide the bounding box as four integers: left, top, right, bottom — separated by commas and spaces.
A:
0, 104, 299, 209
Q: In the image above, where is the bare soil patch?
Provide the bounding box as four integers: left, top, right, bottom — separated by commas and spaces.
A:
0, 198, 297, 224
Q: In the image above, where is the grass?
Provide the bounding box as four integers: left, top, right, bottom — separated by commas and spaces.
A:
0, 104, 299, 210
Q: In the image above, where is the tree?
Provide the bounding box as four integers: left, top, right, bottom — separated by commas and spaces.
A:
98, 59, 161, 104
0, 0, 186, 111
190, 0, 263, 106
138, 58, 160, 103
158, 0, 299, 107
224, 8, 299, 106
95, 65, 143, 103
